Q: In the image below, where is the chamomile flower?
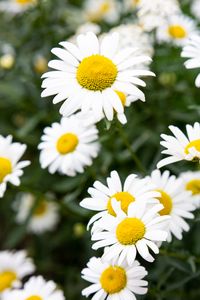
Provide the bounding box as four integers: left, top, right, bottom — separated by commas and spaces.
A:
0, 0, 37, 14
82, 256, 148, 300
180, 171, 200, 208
83, 0, 120, 24
147, 170, 194, 242
14, 193, 59, 234
2, 276, 65, 300
38, 114, 99, 176
181, 35, 200, 88
0, 250, 35, 294
41, 32, 155, 122
91, 200, 169, 264
137, 0, 180, 31
0, 135, 30, 198
80, 170, 161, 231
157, 122, 200, 168
156, 15, 197, 47
123, 0, 140, 12
191, 0, 200, 21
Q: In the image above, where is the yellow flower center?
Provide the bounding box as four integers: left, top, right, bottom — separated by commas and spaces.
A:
156, 189, 173, 215
185, 139, 200, 155
116, 217, 145, 245
0, 271, 17, 292
186, 179, 200, 195
26, 296, 42, 300
115, 90, 126, 106
168, 25, 187, 39
0, 157, 12, 183
107, 192, 135, 216
100, 266, 127, 294
16, 0, 34, 4
76, 55, 117, 91
56, 133, 79, 155
100, 2, 110, 13
34, 201, 48, 216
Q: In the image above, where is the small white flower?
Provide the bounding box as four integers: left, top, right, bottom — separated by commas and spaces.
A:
157, 122, 200, 168
0, 0, 37, 14
191, 0, 200, 21
181, 34, 200, 88
0, 250, 35, 294
82, 256, 148, 300
156, 14, 197, 47
80, 170, 160, 231
83, 0, 121, 24
41, 31, 155, 123
123, 0, 140, 12
137, 0, 180, 31
91, 200, 169, 264
180, 171, 200, 208
147, 170, 194, 242
38, 114, 100, 176
0, 135, 30, 198
2, 276, 65, 300
14, 193, 59, 234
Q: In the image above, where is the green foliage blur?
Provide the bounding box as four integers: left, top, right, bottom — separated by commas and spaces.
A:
0, 0, 200, 299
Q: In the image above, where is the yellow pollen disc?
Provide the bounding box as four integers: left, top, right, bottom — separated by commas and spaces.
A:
56, 133, 79, 155
100, 266, 127, 294
16, 0, 34, 4
185, 139, 200, 155
0, 271, 17, 292
168, 25, 186, 39
34, 201, 48, 216
115, 90, 126, 106
100, 2, 110, 13
156, 189, 173, 215
76, 55, 117, 91
186, 179, 200, 195
107, 192, 135, 217
25, 296, 42, 300
0, 157, 12, 183
116, 217, 145, 245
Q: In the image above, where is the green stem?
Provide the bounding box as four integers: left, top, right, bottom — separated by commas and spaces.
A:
160, 249, 200, 264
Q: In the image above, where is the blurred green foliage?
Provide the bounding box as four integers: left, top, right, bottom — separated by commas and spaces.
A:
0, 0, 200, 299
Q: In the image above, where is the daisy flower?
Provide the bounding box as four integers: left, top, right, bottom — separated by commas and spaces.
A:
137, 0, 180, 31
180, 171, 200, 208
38, 114, 99, 176
0, 135, 30, 198
81, 256, 148, 300
157, 122, 200, 168
156, 14, 197, 47
191, 0, 200, 21
123, 0, 140, 12
147, 170, 194, 242
2, 276, 65, 300
41, 31, 155, 122
83, 0, 120, 24
181, 34, 200, 88
14, 193, 59, 234
0, 0, 37, 14
80, 170, 161, 231
0, 250, 35, 294
91, 200, 169, 264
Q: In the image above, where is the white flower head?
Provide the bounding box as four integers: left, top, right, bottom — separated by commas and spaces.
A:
0, 250, 35, 294
83, 0, 121, 24
0, 135, 30, 198
41, 31, 155, 123
191, 0, 200, 21
82, 256, 148, 300
147, 170, 195, 242
156, 14, 197, 47
181, 34, 200, 88
157, 122, 200, 168
91, 200, 169, 264
180, 171, 200, 208
38, 113, 100, 176
14, 193, 59, 234
2, 276, 65, 300
80, 170, 161, 231
0, 0, 37, 14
